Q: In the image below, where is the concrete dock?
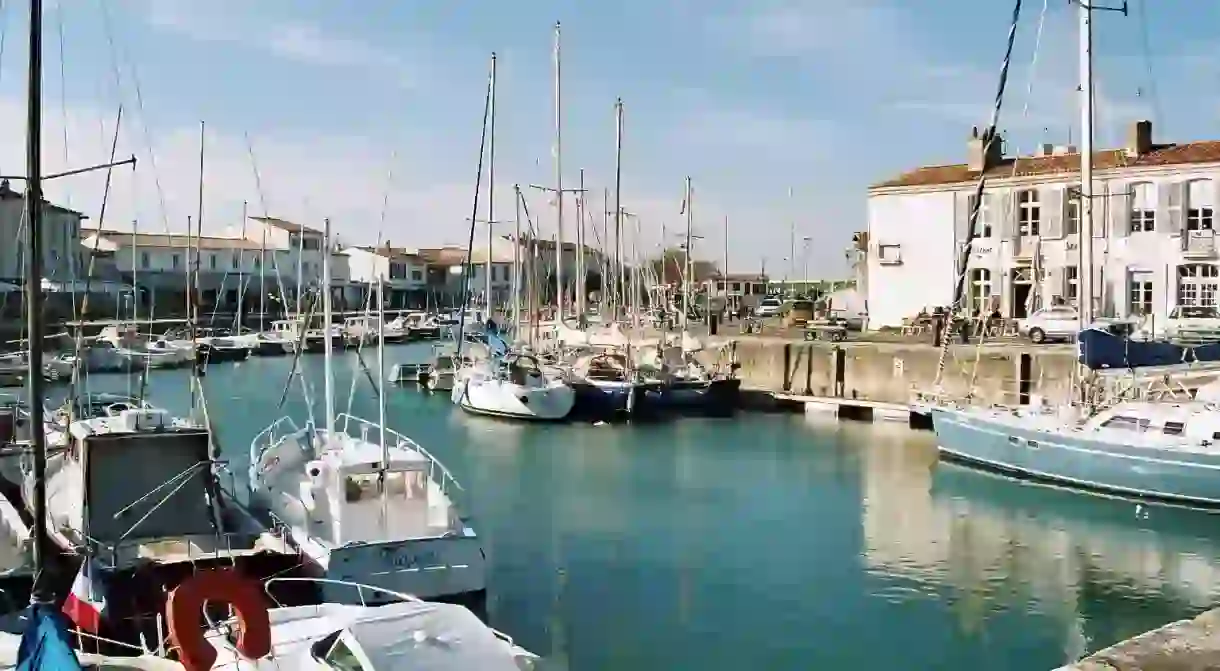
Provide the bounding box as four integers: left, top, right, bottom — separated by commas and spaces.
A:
1056, 607, 1220, 669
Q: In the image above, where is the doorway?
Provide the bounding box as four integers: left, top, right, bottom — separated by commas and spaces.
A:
1010, 267, 1033, 319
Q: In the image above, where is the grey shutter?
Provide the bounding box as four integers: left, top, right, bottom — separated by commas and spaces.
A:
1168, 182, 1185, 236
1000, 191, 1017, 240
1091, 180, 1107, 238
1049, 266, 1065, 303
954, 192, 970, 246
1110, 181, 1129, 238
1042, 188, 1063, 239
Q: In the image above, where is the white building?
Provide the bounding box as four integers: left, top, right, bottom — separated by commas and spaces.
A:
343, 245, 427, 308
866, 120, 1220, 329
0, 179, 87, 284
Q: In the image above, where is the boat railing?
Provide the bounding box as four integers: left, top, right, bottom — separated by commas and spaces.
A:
260, 577, 522, 647
335, 413, 463, 494
249, 415, 305, 463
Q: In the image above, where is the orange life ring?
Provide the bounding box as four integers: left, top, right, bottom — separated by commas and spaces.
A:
167, 568, 272, 671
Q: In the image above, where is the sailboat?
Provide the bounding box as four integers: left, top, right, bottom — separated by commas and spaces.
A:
449, 52, 575, 422
248, 220, 487, 611
928, 4, 1220, 505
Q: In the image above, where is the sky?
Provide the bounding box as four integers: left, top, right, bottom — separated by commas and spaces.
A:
0, 0, 1213, 278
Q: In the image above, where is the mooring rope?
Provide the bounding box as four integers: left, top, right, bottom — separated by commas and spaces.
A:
933, 0, 1025, 390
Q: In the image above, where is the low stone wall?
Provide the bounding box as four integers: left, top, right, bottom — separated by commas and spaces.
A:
1058, 607, 1220, 670
729, 337, 1079, 405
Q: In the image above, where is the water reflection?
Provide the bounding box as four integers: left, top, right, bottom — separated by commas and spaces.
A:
846, 419, 1220, 658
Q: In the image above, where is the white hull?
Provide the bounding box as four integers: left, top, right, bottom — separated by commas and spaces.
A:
452, 374, 575, 421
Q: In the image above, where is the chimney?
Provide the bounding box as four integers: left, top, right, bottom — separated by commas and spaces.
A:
1127, 120, 1152, 157
967, 126, 1004, 172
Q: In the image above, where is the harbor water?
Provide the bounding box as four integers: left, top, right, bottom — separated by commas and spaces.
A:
78, 345, 1220, 670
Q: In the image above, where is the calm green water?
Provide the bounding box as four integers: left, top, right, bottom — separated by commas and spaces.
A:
75, 346, 1220, 670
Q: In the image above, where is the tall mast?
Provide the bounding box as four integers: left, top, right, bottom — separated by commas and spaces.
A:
613, 98, 624, 321
723, 215, 729, 309
552, 21, 565, 320
322, 218, 335, 437
1077, 0, 1095, 325
682, 176, 692, 330
376, 275, 387, 475
237, 200, 247, 331
259, 225, 266, 332
513, 185, 522, 335
26, 0, 50, 604
486, 53, 497, 317
576, 168, 585, 318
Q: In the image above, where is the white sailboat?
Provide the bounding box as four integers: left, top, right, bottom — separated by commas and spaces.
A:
249, 219, 487, 609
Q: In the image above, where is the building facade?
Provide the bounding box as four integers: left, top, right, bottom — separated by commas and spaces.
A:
866, 121, 1220, 330
0, 180, 87, 284
343, 245, 428, 308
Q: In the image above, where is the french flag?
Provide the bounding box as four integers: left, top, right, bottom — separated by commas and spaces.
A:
62, 558, 107, 633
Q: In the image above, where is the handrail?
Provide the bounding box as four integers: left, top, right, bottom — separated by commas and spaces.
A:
249, 416, 303, 461
333, 413, 463, 493
261, 577, 520, 647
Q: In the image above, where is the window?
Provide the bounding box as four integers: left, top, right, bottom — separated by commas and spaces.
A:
1018, 189, 1041, 236
1101, 416, 1151, 431
968, 268, 992, 315
1064, 265, 1079, 302
1128, 270, 1154, 316
968, 194, 992, 237
1177, 263, 1220, 308
411, 269, 423, 282
254, 255, 261, 269
232, 252, 241, 270
1163, 421, 1185, 436
302, 236, 322, 251
1066, 186, 1081, 235
140, 252, 150, 269
1187, 180, 1214, 231
316, 633, 363, 671
209, 254, 217, 270
1130, 182, 1156, 232
877, 244, 901, 264
171, 254, 180, 269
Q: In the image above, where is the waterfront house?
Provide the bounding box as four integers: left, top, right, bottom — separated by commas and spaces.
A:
866, 120, 1220, 330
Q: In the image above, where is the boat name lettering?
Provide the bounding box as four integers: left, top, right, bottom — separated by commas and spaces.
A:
389, 549, 440, 568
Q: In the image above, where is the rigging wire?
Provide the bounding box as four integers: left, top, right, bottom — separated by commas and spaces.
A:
1134, 0, 1162, 125
934, 0, 1025, 389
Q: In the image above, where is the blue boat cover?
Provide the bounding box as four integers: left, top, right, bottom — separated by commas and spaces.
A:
1077, 327, 1220, 370
16, 604, 81, 671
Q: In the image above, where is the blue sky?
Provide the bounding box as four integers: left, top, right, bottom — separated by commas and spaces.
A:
0, 0, 1212, 276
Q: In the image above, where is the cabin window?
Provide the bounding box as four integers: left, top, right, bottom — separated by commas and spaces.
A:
1163, 421, 1185, 436
343, 470, 427, 503
1101, 416, 1150, 431
311, 632, 363, 671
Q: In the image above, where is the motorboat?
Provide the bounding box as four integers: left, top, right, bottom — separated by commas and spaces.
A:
931, 400, 1220, 506
424, 350, 457, 392
96, 325, 191, 369
404, 312, 442, 340
202, 577, 540, 670
196, 336, 251, 364
248, 413, 487, 611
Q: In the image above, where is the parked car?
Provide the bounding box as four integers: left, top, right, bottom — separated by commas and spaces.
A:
1018, 307, 1079, 343
756, 297, 784, 318
1164, 305, 1220, 342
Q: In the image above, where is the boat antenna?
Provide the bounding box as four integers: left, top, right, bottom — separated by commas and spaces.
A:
25, 0, 52, 605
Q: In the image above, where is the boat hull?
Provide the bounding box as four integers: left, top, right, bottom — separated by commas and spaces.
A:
569, 380, 658, 422
932, 408, 1220, 506
196, 344, 250, 364
252, 339, 291, 356
641, 378, 740, 417
453, 376, 575, 421
1077, 328, 1220, 369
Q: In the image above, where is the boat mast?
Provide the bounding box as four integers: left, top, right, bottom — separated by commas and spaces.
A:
613, 98, 624, 322
25, 0, 51, 605
376, 275, 387, 468
682, 176, 692, 330
322, 217, 335, 437
1077, 0, 1095, 326
486, 53, 497, 319
259, 225, 266, 332
576, 168, 585, 318
513, 185, 522, 335
237, 200, 247, 332
552, 21, 565, 320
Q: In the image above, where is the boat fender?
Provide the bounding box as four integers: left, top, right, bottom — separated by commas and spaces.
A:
167, 567, 271, 671
306, 460, 327, 490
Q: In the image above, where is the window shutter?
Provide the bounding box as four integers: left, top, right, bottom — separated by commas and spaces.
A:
1000, 191, 1017, 240
1042, 188, 1063, 239
954, 193, 971, 245
1091, 180, 1107, 238
1168, 182, 1185, 236
1110, 181, 1129, 238
1050, 266, 1064, 303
